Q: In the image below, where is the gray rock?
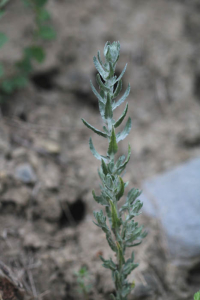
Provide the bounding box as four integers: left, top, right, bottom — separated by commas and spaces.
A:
14, 163, 37, 184
140, 158, 200, 259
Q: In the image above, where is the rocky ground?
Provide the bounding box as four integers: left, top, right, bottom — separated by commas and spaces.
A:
0, 0, 200, 299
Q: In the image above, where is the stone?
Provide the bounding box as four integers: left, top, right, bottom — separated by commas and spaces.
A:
14, 164, 37, 184
23, 232, 45, 250
2, 187, 30, 207
140, 157, 200, 259
36, 140, 61, 155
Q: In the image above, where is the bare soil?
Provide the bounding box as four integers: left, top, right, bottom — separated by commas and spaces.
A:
0, 0, 200, 299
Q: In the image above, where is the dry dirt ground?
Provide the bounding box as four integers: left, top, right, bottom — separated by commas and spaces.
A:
0, 0, 200, 299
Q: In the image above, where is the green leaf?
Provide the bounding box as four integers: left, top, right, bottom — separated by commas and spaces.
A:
97, 51, 104, 68
92, 190, 108, 206
37, 8, 50, 21
113, 79, 122, 99
116, 63, 127, 82
15, 57, 32, 74
114, 103, 128, 128
25, 46, 45, 63
0, 64, 4, 77
110, 200, 121, 230
110, 294, 116, 300
104, 93, 113, 120
37, 26, 56, 40
1, 79, 14, 94
116, 177, 124, 201
194, 291, 200, 300
96, 74, 110, 92
116, 117, 132, 142
127, 188, 142, 205
108, 127, 118, 156
113, 84, 130, 110
121, 285, 132, 298
89, 137, 108, 161
116, 241, 125, 268
90, 80, 105, 104
100, 256, 116, 271
0, 0, 10, 8
82, 118, 108, 138
12, 75, 28, 88
0, 10, 5, 19
0, 32, 8, 48
123, 252, 138, 277
101, 159, 108, 175
34, 0, 48, 7
93, 56, 109, 80
115, 144, 131, 174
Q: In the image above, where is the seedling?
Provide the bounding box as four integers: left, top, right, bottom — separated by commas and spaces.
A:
0, 0, 56, 102
194, 291, 200, 300
82, 41, 146, 300
74, 266, 92, 300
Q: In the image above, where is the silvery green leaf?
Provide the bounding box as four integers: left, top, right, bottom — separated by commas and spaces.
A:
113, 79, 122, 99
126, 241, 142, 247
108, 127, 118, 156
121, 285, 132, 298
92, 190, 108, 206
100, 256, 117, 271
96, 74, 110, 92
106, 206, 112, 227
115, 64, 127, 82
116, 117, 132, 142
82, 118, 108, 138
116, 177, 124, 201
89, 138, 108, 161
103, 126, 109, 134
98, 100, 105, 120
93, 56, 109, 79
115, 144, 131, 174
97, 51, 104, 68
104, 93, 113, 120
108, 160, 115, 173
113, 84, 130, 110
127, 188, 142, 205
114, 103, 128, 128
115, 155, 126, 168
105, 41, 120, 64
109, 61, 115, 78
106, 232, 118, 252
90, 80, 105, 104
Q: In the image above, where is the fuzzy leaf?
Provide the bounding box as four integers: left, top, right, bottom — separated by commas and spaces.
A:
82, 119, 108, 138
90, 81, 105, 104
116, 64, 127, 82
115, 144, 131, 174
108, 127, 118, 156
96, 74, 110, 92
113, 79, 122, 99
93, 56, 109, 79
97, 51, 104, 68
104, 93, 113, 120
194, 291, 200, 300
114, 103, 128, 128
116, 177, 124, 201
116, 117, 132, 142
127, 188, 142, 205
100, 256, 117, 271
113, 84, 130, 110
89, 138, 108, 161
92, 190, 108, 206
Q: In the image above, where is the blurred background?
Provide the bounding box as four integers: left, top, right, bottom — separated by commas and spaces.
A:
0, 0, 200, 299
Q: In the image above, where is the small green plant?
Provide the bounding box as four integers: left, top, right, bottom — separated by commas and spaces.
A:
194, 291, 200, 300
0, 0, 56, 102
74, 266, 92, 300
82, 41, 146, 300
